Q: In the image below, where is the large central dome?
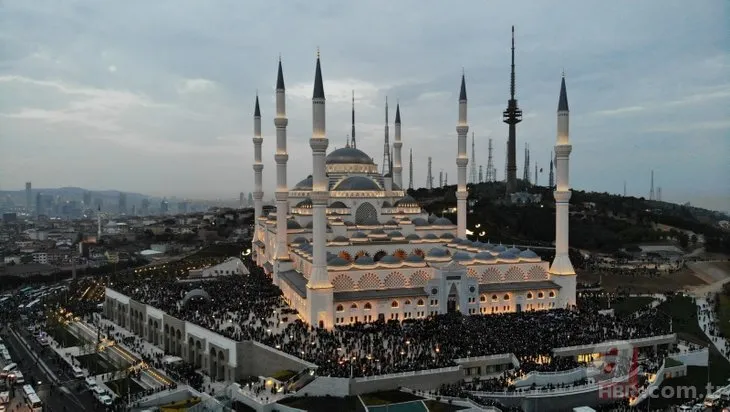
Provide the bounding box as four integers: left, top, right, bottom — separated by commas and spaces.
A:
326, 147, 374, 165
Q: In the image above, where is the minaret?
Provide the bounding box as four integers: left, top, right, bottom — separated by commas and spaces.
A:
381, 98, 391, 175
503, 26, 522, 195
479, 165, 483, 183
252, 94, 264, 233
307, 51, 333, 329
550, 75, 576, 308
548, 151, 554, 188
427, 157, 433, 189
456, 72, 469, 238
393, 102, 403, 189
649, 170, 655, 201
408, 149, 414, 190
351, 91, 357, 149
273, 58, 290, 261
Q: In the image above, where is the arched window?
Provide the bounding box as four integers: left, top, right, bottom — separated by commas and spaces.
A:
350, 303, 358, 310
336, 304, 344, 312
491, 294, 498, 302
404, 299, 411, 305
417, 299, 424, 306
480, 295, 487, 302
526, 292, 533, 299
549, 291, 556, 298
537, 291, 545, 299
503, 294, 511, 301
391, 301, 399, 308
364, 302, 372, 310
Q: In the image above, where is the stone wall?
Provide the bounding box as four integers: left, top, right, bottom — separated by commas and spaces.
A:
241, 341, 317, 377
351, 367, 462, 395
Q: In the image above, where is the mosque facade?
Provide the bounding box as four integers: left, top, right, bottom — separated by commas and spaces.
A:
252, 56, 576, 330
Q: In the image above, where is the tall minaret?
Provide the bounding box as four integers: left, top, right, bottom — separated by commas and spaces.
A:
307, 51, 333, 329
351, 90, 357, 149
252, 94, 264, 233
382, 98, 391, 175
503, 26, 522, 195
548, 151, 554, 188
550, 75, 576, 308
393, 102, 403, 189
456, 72, 469, 238
273, 58, 290, 261
408, 148, 413, 190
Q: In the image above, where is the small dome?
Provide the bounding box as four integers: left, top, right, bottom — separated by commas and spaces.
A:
326, 252, 337, 260
328, 256, 351, 267
300, 244, 312, 253
412, 217, 429, 226
293, 175, 313, 191
329, 201, 348, 209
507, 246, 522, 254
475, 252, 497, 262
291, 236, 308, 245
492, 244, 507, 253
370, 228, 386, 235
331, 235, 349, 243
333, 176, 382, 191
287, 220, 302, 229
379, 255, 402, 264
382, 201, 392, 208
405, 233, 421, 241
519, 249, 539, 259
305, 221, 314, 229
351, 231, 368, 239
326, 147, 374, 165
405, 254, 425, 263
388, 231, 404, 238
427, 248, 449, 257
427, 214, 437, 223
385, 219, 399, 226
498, 251, 518, 260
483, 242, 494, 250
354, 255, 375, 265
452, 252, 473, 262
440, 233, 455, 239
295, 198, 313, 209
267, 214, 277, 221
423, 233, 439, 240
433, 217, 453, 226
343, 221, 356, 226
394, 196, 418, 207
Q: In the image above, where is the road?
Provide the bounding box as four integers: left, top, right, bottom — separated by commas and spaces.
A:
1, 325, 100, 412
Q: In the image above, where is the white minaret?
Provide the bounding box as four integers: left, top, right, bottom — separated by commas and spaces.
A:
393, 102, 403, 189
307, 51, 333, 329
456, 72, 469, 238
252, 94, 264, 231
550, 75, 577, 308
273, 58, 290, 261
96, 205, 102, 241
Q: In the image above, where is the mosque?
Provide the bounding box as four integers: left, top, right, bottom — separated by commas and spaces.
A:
251, 54, 576, 330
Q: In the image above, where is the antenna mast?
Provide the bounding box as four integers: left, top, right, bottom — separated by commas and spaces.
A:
469, 132, 477, 184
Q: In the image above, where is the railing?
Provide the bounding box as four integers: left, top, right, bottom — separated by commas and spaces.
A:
402, 388, 503, 412
522, 366, 583, 377
468, 373, 635, 398
553, 334, 677, 353
353, 366, 461, 382
250, 341, 318, 369
454, 353, 515, 363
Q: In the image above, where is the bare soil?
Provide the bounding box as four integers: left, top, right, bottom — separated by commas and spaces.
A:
577, 268, 706, 294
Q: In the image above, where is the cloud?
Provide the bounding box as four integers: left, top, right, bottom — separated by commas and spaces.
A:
177, 78, 217, 95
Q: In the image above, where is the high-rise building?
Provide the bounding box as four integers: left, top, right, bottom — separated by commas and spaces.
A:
25, 182, 32, 212
141, 198, 150, 215
83, 191, 92, 207
35, 192, 44, 217
240, 192, 245, 207
118, 192, 128, 214
160, 199, 169, 214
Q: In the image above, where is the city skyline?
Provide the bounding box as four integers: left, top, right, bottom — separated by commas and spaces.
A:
1, 1, 728, 212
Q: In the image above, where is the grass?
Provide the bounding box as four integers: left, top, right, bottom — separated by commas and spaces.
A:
422, 400, 467, 411
76, 353, 120, 375
278, 395, 364, 412
106, 377, 146, 398
360, 390, 424, 406
664, 357, 683, 367
270, 369, 297, 381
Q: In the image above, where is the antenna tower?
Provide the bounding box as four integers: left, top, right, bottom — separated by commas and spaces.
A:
445, 172, 448, 187
439, 170, 444, 188
657, 187, 662, 202
523, 143, 530, 184
381, 97, 391, 175
351, 90, 357, 149
478, 165, 483, 183
469, 132, 477, 184
486, 138, 495, 182
502, 26, 522, 194
504, 140, 509, 183
549, 152, 555, 188
408, 148, 413, 190
623, 180, 626, 197
427, 157, 433, 189
649, 170, 655, 200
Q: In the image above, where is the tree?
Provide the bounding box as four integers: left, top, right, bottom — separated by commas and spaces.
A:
691, 234, 698, 245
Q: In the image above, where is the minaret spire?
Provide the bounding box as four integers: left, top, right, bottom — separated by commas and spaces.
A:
393, 100, 403, 188
382, 97, 391, 175
273, 58, 290, 261
351, 90, 356, 149
456, 71, 469, 238
251, 92, 264, 255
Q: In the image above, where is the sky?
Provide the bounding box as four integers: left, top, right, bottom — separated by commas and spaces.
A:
1, 1, 729, 212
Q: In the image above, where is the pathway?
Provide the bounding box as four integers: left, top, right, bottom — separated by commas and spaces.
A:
695, 296, 730, 363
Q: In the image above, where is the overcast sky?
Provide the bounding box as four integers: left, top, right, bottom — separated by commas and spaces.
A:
1, 1, 728, 211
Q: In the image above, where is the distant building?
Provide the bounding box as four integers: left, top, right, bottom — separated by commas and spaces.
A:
35, 192, 44, 217
83, 191, 92, 207
188, 257, 250, 279
25, 182, 32, 212
2, 212, 17, 223
160, 199, 169, 215
118, 192, 128, 215
510, 191, 542, 205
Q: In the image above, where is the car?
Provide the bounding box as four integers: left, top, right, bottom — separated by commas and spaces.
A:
98, 395, 113, 406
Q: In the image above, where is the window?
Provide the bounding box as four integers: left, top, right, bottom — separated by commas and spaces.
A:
503, 294, 510, 301
417, 299, 424, 306
391, 301, 399, 308
537, 292, 544, 299
364, 302, 372, 310
405, 299, 411, 305
336, 305, 344, 312
431, 299, 439, 306
480, 295, 486, 302
549, 291, 555, 298
491, 294, 498, 302
526, 292, 533, 300
350, 303, 358, 310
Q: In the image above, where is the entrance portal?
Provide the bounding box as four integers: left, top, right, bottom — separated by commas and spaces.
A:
516, 304, 522, 313
447, 283, 459, 313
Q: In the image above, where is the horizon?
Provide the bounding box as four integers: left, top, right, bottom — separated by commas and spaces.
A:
1, 1, 728, 213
